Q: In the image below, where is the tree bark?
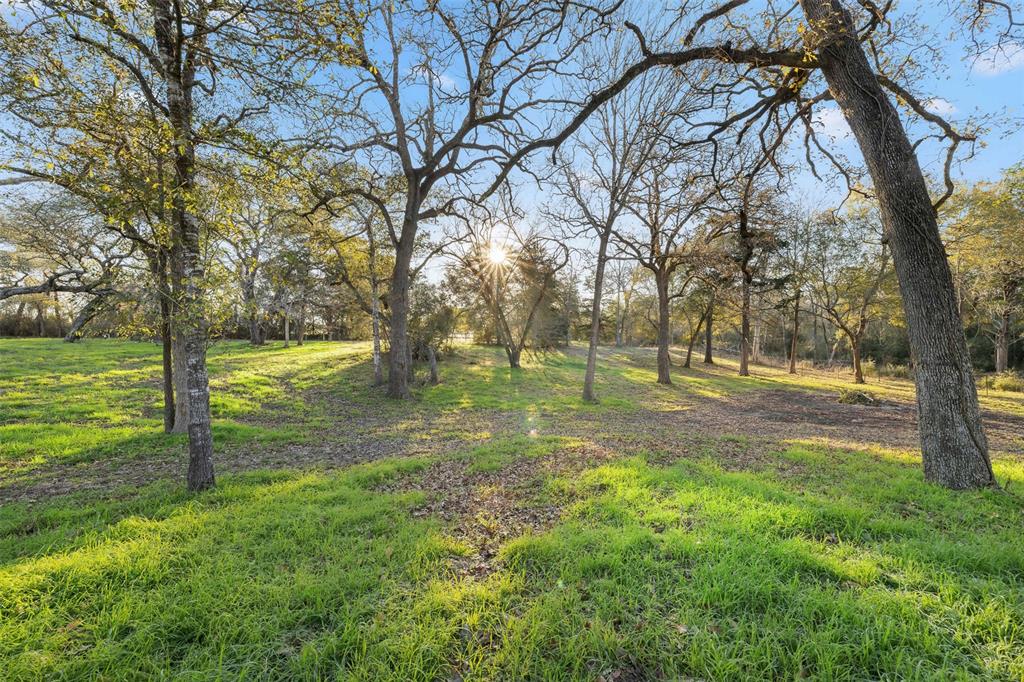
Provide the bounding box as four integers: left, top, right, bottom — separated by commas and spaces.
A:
704, 294, 714, 364
386, 215, 416, 399
427, 345, 439, 385
655, 273, 672, 384
789, 289, 801, 374
171, 320, 190, 434
684, 305, 708, 369
152, 249, 176, 433
283, 314, 290, 348
583, 229, 611, 402
801, 0, 994, 488
63, 295, 106, 342
296, 302, 306, 346
851, 337, 865, 384
738, 209, 753, 377
153, 0, 214, 491
995, 306, 1010, 373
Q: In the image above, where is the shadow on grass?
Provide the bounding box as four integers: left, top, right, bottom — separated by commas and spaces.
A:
1, 436, 1022, 680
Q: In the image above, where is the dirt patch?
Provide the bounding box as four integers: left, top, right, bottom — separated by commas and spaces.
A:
377, 442, 619, 578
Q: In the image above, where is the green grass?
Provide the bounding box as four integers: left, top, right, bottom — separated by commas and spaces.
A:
1, 338, 1023, 680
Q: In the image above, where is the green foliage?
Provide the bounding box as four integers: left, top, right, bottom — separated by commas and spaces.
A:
990, 371, 1024, 393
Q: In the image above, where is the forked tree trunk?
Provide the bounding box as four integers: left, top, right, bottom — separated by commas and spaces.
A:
583, 228, 612, 402
655, 274, 672, 384
789, 290, 801, 374
801, 0, 994, 488
704, 295, 714, 364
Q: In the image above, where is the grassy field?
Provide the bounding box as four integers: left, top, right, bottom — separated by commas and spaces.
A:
1, 338, 1023, 680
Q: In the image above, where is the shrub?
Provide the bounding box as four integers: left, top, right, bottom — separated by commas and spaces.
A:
991, 371, 1024, 393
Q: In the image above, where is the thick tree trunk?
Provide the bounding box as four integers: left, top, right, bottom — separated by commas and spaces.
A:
801, 0, 993, 488
386, 217, 416, 399
789, 290, 801, 374
851, 338, 865, 384
704, 295, 714, 364
283, 314, 290, 348
655, 274, 672, 385
507, 346, 522, 369
583, 230, 611, 402
995, 307, 1010, 373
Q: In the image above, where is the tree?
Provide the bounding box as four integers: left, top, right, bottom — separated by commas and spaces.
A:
556, 38, 679, 400
808, 205, 895, 384
946, 166, 1024, 372
309, 0, 614, 398
494, 0, 1004, 489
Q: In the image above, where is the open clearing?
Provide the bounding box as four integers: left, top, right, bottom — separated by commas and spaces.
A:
1, 339, 1023, 680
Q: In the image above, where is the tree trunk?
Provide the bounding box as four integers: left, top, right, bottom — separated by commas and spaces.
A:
995, 306, 1010, 373
751, 315, 762, 365
684, 306, 708, 369
427, 345, 439, 385
153, 0, 214, 491
296, 302, 306, 346
63, 295, 106, 342
171, 321, 190, 434
583, 229, 611, 402
738, 209, 752, 377
507, 345, 522, 369
801, 0, 993, 488
655, 273, 672, 385
151, 249, 176, 433
851, 337, 865, 384
704, 294, 714, 364
789, 290, 801, 374
283, 314, 290, 348
386, 216, 416, 399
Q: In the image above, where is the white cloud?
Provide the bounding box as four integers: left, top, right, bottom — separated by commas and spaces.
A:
972, 42, 1024, 77
812, 106, 853, 141
924, 97, 957, 116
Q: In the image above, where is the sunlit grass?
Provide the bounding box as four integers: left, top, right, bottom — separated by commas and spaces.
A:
1, 338, 1023, 679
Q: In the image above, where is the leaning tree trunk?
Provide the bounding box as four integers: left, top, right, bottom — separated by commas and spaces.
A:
789, 289, 801, 374
583, 228, 611, 402
684, 306, 708, 369
704, 295, 715, 364
63, 294, 107, 342
655, 273, 672, 385
801, 0, 994, 488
